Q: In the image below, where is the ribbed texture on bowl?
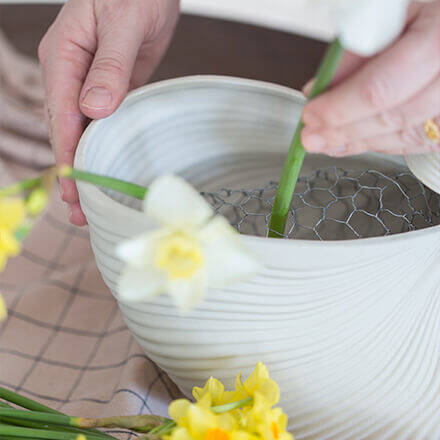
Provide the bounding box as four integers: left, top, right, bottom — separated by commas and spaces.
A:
75, 76, 440, 440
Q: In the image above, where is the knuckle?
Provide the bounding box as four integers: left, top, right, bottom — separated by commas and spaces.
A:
89, 52, 126, 79
360, 75, 390, 110
376, 109, 405, 130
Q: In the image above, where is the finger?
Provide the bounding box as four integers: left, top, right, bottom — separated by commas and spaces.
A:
302, 51, 365, 97
331, 51, 367, 86
69, 202, 88, 226
302, 75, 440, 153
130, 5, 179, 90
344, 117, 440, 156
79, 6, 146, 119
303, 6, 440, 128
39, 38, 92, 205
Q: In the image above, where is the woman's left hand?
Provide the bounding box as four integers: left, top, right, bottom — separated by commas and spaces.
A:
301, 0, 440, 157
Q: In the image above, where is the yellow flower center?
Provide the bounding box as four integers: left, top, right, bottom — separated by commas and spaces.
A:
271, 422, 280, 440
155, 232, 203, 279
205, 428, 231, 440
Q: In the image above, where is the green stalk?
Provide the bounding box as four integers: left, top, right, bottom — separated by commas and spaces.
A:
268, 38, 344, 238
0, 388, 59, 414
0, 178, 42, 198
211, 396, 253, 414
0, 409, 76, 428
59, 166, 147, 200
0, 424, 105, 440
74, 414, 167, 432
0, 405, 165, 436
0, 388, 114, 440
146, 396, 254, 437
148, 420, 176, 436
0, 416, 103, 438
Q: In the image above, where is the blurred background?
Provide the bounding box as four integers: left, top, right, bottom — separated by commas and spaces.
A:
0, 2, 329, 169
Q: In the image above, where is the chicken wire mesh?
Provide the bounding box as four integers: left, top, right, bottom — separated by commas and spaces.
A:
201, 167, 440, 240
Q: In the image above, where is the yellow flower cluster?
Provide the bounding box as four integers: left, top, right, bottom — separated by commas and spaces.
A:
166, 363, 294, 440
0, 198, 27, 321
0, 198, 25, 271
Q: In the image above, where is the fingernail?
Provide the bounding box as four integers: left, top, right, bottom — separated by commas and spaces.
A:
303, 133, 326, 151
82, 87, 112, 109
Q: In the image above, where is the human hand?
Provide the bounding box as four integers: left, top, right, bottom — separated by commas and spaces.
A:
38, 0, 179, 225
301, 1, 440, 158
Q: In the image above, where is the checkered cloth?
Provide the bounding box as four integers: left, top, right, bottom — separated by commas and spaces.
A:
0, 35, 182, 440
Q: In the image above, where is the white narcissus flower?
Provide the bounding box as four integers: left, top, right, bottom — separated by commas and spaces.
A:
116, 175, 261, 312
328, 0, 411, 56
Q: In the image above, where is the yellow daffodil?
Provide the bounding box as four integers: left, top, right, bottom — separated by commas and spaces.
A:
242, 392, 293, 440
0, 294, 7, 321
193, 363, 279, 410
167, 395, 260, 440
116, 175, 261, 312
193, 377, 237, 406
233, 362, 280, 408
26, 188, 49, 217
0, 198, 26, 271
76, 435, 87, 440
167, 395, 239, 440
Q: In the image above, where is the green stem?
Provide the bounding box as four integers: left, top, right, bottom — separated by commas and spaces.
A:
0, 424, 105, 440
0, 388, 59, 415
60, 166, 147, 200
0, 416, 104, 439
211, 397, 253, 414
147, 396, 254, 437
268, 38, 344, 238
150, 420, 176, 436
0, 178, 42, 198
0, 410, 113, 439
0, 409, 76, 428
0, 388, 114, 440
74, 414, 167, 432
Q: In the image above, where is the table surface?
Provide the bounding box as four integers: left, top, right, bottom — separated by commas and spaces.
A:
0, 0, 335, 41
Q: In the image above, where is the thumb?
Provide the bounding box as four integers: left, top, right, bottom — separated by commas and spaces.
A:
302, 51, 365, 97
79, 13, 144, 119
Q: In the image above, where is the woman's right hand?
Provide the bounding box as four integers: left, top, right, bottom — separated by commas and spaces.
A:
38, 0, 180, 225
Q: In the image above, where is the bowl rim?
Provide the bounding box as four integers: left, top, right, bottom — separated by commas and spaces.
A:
75, 75, 440, 247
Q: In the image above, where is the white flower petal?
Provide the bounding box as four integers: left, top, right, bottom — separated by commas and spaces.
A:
118, 265, 165, 302
115, 233, 157, 265
331, 0, 410, 56
166, 271, 207, 313
144, 174, 213, 228
201, 217, 262, 288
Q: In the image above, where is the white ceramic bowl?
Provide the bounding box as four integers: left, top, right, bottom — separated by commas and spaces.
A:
75, 76, 440, 440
